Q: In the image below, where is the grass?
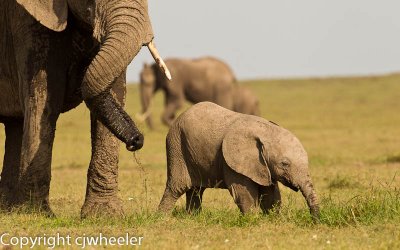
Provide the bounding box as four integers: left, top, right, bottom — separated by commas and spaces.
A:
326, 174, 362, 189
1, 74, 400, 249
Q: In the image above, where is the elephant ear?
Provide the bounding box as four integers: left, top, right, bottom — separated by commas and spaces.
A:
222, 118, 272, 186
17, 0, 68, 32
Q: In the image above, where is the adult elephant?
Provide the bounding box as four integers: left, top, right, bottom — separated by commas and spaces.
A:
0, 0, 169, 217
233, 85, 260, 117
139, 57, 250, 129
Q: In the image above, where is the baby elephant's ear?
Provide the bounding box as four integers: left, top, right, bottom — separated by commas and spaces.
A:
222, 119, 272, 186
17, 0, 68, 32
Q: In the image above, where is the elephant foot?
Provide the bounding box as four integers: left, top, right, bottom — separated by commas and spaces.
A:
0, 195, 55, 217
0, 188, 54, 216
18, 201, 55, 218
185, 187, 205, 215
0, 185, 18, 210
0, 186, 10, 210
158, 186, 184, 214
81, 196, 124, 219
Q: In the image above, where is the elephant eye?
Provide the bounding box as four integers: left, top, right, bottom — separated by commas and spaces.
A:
280, 159, 290, 168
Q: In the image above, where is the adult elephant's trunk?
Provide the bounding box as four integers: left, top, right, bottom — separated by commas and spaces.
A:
83, 0, 154, 151
299, 178, 320, 222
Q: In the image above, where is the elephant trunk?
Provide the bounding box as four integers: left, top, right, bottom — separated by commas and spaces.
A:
299, 178, 320, 222
82, 1, 150, 98
83, 0, 152, 151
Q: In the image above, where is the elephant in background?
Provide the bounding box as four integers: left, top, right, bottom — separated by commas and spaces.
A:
158, 102, 319, 221
233, 85, 260, 116
0, 0, 168, 217
138, 57, 260, 129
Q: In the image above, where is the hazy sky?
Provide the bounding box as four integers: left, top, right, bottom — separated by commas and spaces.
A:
127, 0, 400, 82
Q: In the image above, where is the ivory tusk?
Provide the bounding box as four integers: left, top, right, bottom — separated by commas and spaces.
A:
147, 41, 172, 81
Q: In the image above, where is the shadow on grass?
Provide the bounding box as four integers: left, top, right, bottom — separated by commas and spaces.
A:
371, 153, 400, 164
326, 174, 362, 189
171, 207, 266, 227
386, 154, 400, 163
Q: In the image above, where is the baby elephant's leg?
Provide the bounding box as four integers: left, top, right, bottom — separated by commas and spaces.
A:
224, 167, 259, 214
158, 185, 186, 213
160, 132, 191, 213
259, 182, 281, 214
186, 187, 205, 214
228, 183, 259, 214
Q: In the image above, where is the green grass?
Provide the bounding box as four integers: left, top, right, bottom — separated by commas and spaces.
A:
1, 74, 400, 249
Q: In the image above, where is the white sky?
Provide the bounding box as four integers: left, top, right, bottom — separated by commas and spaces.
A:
127, 0, 400, 82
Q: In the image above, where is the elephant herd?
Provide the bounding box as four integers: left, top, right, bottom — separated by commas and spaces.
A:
138, 57, 260, 129
0, 0, 319, 220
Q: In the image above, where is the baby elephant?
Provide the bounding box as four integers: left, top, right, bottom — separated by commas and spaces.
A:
158, 102, 319, 220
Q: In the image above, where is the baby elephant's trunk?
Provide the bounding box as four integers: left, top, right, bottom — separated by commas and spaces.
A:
300, 179, 320, 222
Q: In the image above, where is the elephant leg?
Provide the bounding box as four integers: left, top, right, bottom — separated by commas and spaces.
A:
186, 187, 205, 214
81, 73, 126, 218
214, 84, 235, 110
145, 113, 154, 131
11, 15, 70, 215
228, 183, 259, 214
161, 96, 183, 126
158, 185, 186, 213
17, 76, 60, 215
259, 182, 281, 214
223, 166, 259, 214
159, 135, 191, 213
0, 119, 23, 208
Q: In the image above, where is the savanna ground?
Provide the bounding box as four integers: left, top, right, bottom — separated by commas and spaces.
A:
1, 74, 400, 249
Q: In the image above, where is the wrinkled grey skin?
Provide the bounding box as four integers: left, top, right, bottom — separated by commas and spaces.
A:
140, 57, 259, 129
159, 102, 319, 221
0, 0, 154, 217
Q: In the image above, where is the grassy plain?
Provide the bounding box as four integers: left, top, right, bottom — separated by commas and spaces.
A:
0, 74, 400, 249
